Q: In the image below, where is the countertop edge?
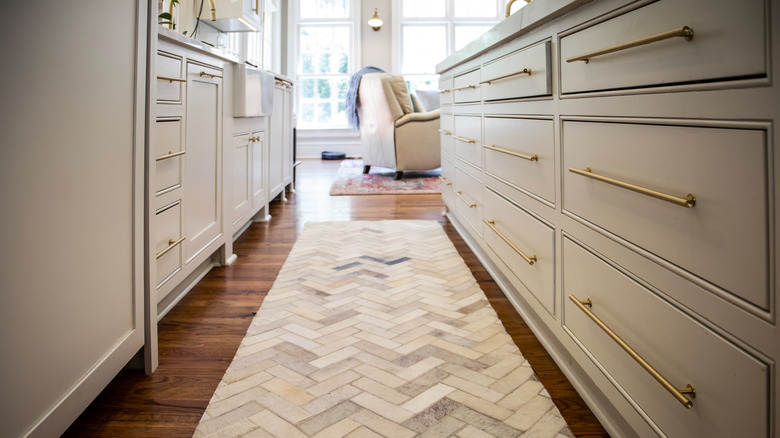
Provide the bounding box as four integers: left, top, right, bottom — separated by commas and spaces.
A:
158, 26, 240, 64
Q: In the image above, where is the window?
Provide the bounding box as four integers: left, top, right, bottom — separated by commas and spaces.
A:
396, 0, 511, 92
294, 0, 357, 129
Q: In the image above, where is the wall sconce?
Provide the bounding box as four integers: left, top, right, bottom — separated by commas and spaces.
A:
368, 8, 383, 31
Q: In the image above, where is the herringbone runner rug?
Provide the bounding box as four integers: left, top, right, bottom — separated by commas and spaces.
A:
194, 220, 573, 438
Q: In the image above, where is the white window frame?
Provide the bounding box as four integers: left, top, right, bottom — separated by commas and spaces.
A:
392, 0, 506, 80
289, 0, 361, 131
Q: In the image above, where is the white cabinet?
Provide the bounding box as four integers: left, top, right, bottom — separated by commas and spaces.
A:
437, 0, 779, 436
268, 78, 294, 201
210, 0, 263, 32
230, 128, 268, 235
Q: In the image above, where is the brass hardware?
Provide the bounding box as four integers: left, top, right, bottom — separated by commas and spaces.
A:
479, 68, 532, 85
567, 26, 694, 64
167, 0, 176, 30
368, 8, 383, 31
453, 135, 477, 144
158, 75, 186, 83
156, 150, 186, 161
437, 129, 452, 136
569, 295, 695, 409
483, 219, 537, 265
569, 167, 695, 208
437, 89, 452, 94
199, 71, 223, 79
455, 191, 477, 208
253, 0, 259, 14
452, 85, 477, 92
505, 0, 532, 17
483, 144, 538, 162
156, 236, 185, 259
438, 176, 453, 186
209, 0, 217, 21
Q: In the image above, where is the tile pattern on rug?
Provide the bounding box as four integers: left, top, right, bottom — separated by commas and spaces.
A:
194, 220, 573, 438
329, 160, 441, 196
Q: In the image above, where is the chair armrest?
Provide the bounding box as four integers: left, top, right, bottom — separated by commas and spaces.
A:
395, 109, 440, 128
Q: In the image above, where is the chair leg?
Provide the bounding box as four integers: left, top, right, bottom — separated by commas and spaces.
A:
395, 171, 403, 180
363, 165, 371, 174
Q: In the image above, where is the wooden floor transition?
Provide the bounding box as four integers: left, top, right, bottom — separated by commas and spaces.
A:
64, 159, 608, 437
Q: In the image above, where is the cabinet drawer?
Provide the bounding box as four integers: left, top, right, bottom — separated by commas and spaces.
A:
562, 236, 769, 438
438, 76, 453, 105
562, 120, 769, 312
453, 115, 482, 168
560, 0, 765, 94
484, 189, 555, 316
155, 201, 183, 289
454, 166, 483, 237
153, 117, 184, 195
157, 51, 184, 103
188, 61, 223, 83
484, 117, 554, 204
441, 155, 455, 208
440, 113, 454, 156
481, 41, 551, 101
453, 69, 480, 103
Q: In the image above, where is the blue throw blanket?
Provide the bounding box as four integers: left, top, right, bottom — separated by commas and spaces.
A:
346, 66, 385, 130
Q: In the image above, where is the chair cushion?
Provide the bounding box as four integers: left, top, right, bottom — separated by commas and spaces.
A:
384, 74, 414, 115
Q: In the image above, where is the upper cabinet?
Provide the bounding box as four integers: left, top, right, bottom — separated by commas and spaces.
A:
209, 0, 263, 32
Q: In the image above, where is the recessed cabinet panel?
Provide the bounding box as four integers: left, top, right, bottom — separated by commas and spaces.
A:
441, 154, 455, 208
562, 236, 769, 438
252, 132, 266, 208
439, 76, 453, 105
560, 0, 765, 94
454, 166, 483, 237
453, 69, 481, 103
484, 189, 555, 316
155, 201, 183, 290
484, 117, 555, 204
481, 41, 552, 101
454, 115, 482, 168
562, 120, 769, 311
154, 118, 183, 195
440, 113, 454, 156
232, 134, 251, 225
157, 51, 184, 103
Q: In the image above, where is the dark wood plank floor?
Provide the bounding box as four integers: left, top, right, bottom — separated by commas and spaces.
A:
64, 159, 608, 437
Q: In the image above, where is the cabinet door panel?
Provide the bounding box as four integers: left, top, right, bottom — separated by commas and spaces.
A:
232, 134, 251, 225
252, 131, 266, 207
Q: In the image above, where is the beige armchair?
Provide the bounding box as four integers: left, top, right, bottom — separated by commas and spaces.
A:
357, 73, 441, 179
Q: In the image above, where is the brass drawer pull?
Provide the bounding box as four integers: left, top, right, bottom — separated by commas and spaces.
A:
569, 167, 695, 208
438, 129, 452, 136
455, 191, 477, 208
156, 236, 185, 259
479, 68, 532, 85
199, 71, 223, 79
483, 219, 537, 265
453, 135, 477, 144
569, 295, 696, 409
567, 26, 694, 64
484, 144, 538, 162
439, 176, 452, 186
437, 89, 452, 94
453, 84, 477, 92
158, 75, 186, 83
155, 150, 186, 161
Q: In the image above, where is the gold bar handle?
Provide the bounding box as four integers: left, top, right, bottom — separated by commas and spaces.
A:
437, 89, 452, 94
479, 68, 532, 85
569, 167, 695, 208
438, 129, 452, 136
455, 191, 477, 208
567, 26, 694, 64
158, 75, 186, 83
155, 236, 185, 259
484, 144, 538, 162
569, 295, 695, 409
453, 135, 477, 144
200, 71, 223, 79
155, 150, 186, 161
439, 176, 452, 186
483, 219, 537, 265
453, 85, 477, 92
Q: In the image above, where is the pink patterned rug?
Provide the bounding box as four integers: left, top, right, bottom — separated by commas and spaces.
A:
329, 160, 441, 196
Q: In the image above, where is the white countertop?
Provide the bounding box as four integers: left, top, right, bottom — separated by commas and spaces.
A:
435, 0, 592, 73
158, 26, 240, 64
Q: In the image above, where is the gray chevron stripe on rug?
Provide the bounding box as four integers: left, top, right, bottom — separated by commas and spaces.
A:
193, 220, 573, 438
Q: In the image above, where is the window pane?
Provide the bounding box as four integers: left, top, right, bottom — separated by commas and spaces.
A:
301, 78, 315, 98
454, 25, 493, 51
402, 25, 446, 75
402, 0, 445, 18
318, 103, 332, 123
300, 0, 349, 19
299, 26, 350, 74
454, 0, 497, 18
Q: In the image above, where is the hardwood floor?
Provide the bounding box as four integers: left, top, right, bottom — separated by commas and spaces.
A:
64, 159, 608, 437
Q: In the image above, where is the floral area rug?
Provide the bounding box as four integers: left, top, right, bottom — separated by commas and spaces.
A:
329, 160, 441, 196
